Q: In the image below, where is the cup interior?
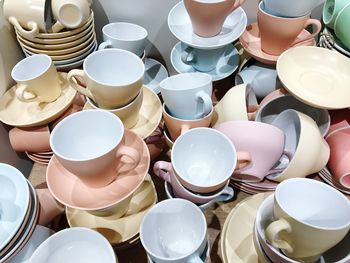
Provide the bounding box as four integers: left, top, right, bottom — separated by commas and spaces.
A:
11, 54, 51, 81
323, 0, 336, 24
84, 49, 144, 86
103, 22, 147, 41
276, 178, 350, 229
172, 128, 236, 187
160, 73, 211, 91
141, 199, 206, 260
50, 110, 124, 161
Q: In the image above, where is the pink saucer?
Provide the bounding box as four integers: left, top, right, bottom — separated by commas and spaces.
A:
46, 130, 150, 211
239, 23, 316, 65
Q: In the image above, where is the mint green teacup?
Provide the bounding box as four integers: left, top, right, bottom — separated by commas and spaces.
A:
323, 0, 349, 29
334, 3, 350, 50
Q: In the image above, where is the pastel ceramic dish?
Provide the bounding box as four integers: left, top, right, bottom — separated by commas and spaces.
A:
323, 0, 350, 29
47, 129, 149, 211
168, 1, 247, 49
0, 73, 76, 127
171, 42, 240, 81
29, 228, 117, 263
26, 153, 50, 165
327, 109, 350, 138
319, 167, 350, 195
259, 88, 289, 108
36, 188, 64, 226
220, 193, 273, 263
231, 178, 278, 195
143, 58, 168, 94
334, 3, 350, 50
0, 164, 30, 251
66, 174, 157, 245
255, 95, 330, 137
277, 46, 350, 109
240, 23, 315, 65
263, 0, 321, 17
83, 85, 162, 139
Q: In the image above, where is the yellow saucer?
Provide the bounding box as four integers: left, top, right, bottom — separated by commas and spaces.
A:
0, 73, 76, 127
83, 86, 162, 139
66, 174, 157, 245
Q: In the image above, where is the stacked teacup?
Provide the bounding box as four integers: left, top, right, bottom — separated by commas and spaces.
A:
167, 0, 247, 81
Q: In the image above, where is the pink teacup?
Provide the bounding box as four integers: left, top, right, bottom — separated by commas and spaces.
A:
214, 121, 291, 182
36, 188, 65, 226
326, 109, 350, 139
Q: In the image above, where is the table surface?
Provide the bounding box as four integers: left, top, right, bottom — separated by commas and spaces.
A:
29, 162, 344, 263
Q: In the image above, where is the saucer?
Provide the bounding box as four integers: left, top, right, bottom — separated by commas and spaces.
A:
277, 46, 350, 109
171, 42, 240, 81
239, 23, 316, 65
144, 58, 168, 94
25, 152, 51, 165
83, 86, 162, 139
0, 73, 76, 127
66, 174, 157, 245
221, 193, 273, 263
319, 167, 350, 195
168, 1, 247, 49
47, 129, 150, 211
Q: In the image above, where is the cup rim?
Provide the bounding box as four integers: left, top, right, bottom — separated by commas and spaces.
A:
275, 178, 350, 230
258, 1, 311, 20
334, 2, 350, 37
160, 72, 212, 92
162, 103, 214, 122
102, 22, 148, 41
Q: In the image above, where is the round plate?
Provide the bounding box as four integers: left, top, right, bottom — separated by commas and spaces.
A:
171, 42, 239, 81
143, 58, 168, 94
168, 1, 247, 49
0, 73, 76, 127
277, 46, 350, 109
66, 174, 157, 245
318, 168, 350, 195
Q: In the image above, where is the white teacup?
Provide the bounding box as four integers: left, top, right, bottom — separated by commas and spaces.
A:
160, 73, 212, 120
140, 199, 208, 263
265, 178, 350, 262
12, 54, 62, 103
98, 22, 148, 57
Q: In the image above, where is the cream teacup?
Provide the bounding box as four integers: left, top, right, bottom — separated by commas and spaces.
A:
265, 178, 350, 262
50, 110, 141, 188
98, 22, 148, 57
67, 49, 144, 109
12, 54, 62, 103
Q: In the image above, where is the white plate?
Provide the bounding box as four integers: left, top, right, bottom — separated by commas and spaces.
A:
143, 58, 168, 94
168, 2, 247, 49
0, 164, 30, 251
171, 42, 239, 81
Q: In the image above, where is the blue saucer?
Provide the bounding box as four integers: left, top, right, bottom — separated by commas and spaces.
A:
171, 42, 239, 81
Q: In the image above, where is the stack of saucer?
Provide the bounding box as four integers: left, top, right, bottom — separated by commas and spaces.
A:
167, 0, 246, 81
319, 27, 350, 58
0, 164, 40, 262
14, 12, 97, 71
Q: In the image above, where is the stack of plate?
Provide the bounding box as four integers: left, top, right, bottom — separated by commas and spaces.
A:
0, 164, 39, 262
319, 27, 350, 58
14, 12, 97, 71
230, 179, 278, 195
319, 167, 350, 195
25, 151, 53, 166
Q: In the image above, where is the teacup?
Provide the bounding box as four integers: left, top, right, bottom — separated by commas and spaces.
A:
326, 127, 350, 190
326, 109, 350, 138
256, 95, 330, 137
267, 110, 330, 182
263, 0, 321, 17
257, 2, 322, 55
259, 88, 289, 108
50, 110, 141, 188
140, 199, 208, 263
12, 54, 62, 103
87, 88, 143, 129
323, 0, 349, 29
67, 49, 144, 109
162, 104, 214, 142
211, 84, 258, 126
214, 121, 291, 182
160, 73, 212, 120
265, 178, 350, 262
51, 0, 91, 31
9, 125, 51, 153
36, 188, 64, 226
98, 22, 148, 57
334, 3, 350, 50
170, 128, 251, 193
183, 0, 245, 37
235, 60, 281, 99
153, 161, 233, 205
181, 45, 226, 72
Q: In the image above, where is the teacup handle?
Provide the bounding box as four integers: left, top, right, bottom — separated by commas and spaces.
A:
153, 161, 172, 183
195, 91, 212, 119
180, 125, 190, 136
50, 21, 65, 33
265, 218, 294, 254
181, 46, 195, 65
229, 0, 246, 12
236, 151, 251, 170
292, 19, 322, 46
266, 150, 293, 176
247, 104, 259, 121
8, 16, 39, 38
15, 84, 37, 102
115, 145, 141, 174
98, 41, 112, 50
67, 69, 95, 101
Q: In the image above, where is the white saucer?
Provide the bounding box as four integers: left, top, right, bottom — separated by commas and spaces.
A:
143, 58, 168, 94
168, 1, 247, 49
171, 42, 239, 81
